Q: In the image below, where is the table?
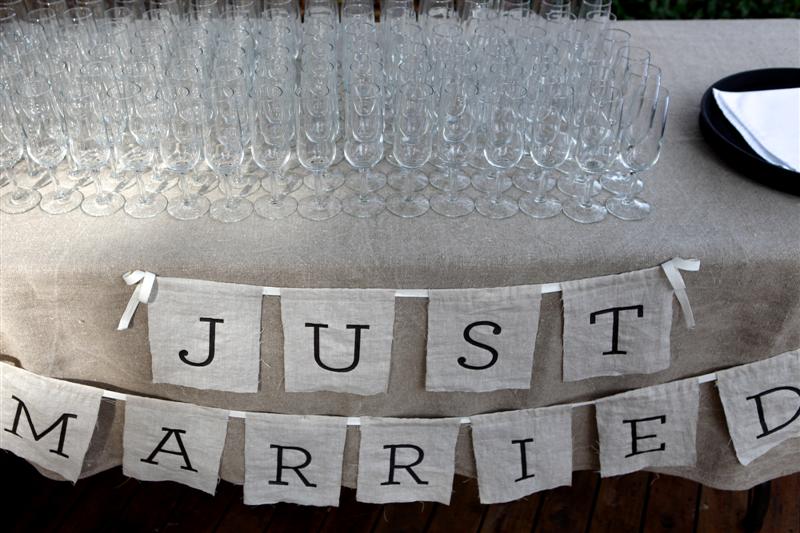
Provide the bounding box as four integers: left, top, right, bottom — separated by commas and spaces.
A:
1, 19, 799, 490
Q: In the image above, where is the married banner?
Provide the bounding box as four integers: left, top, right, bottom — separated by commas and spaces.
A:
0, 365, 103, 482
2, 351, 798, 505
148, 277, 263, 393
119, 258, 699, 395
716, 350, 800, 465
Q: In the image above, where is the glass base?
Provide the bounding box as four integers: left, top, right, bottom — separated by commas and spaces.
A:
386, 193, 429, 218
558, 176, 602, 197
298, 195, 342, 221
562, 197, 607, 223
0, 189, 41, 214
260, 174, 302, 194
519, 193, 561, 219
601, 173, 643, 195
512, 173, 556, 193
125, 193, 167, 218
82, 193, 124, 217
41, 189, 83, 214
343, 193, 385, 218
472, 173, 512, 194
255, 195, 297, 220
167, 195, 210, 220
475, 195, 518, 219
301, 169, 345, 192
388, 170, 428, 192
430, 192, 474, 217
606, 196, 650, 221
430, 170, 471, 192
210, 197, 253, 223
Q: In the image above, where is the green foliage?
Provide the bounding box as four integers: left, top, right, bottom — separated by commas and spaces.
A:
612, 0, 800, 19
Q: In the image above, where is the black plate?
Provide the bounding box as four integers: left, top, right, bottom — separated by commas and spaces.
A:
699, 68, 800, 196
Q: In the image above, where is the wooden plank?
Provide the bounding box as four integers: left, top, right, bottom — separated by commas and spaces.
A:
695, 484, 749, 533
162, 481, 239, 532
588, 472, 652, 533
115, 479, 188, 531
759, 474, 800, 533
426, 477, 484, 533
264, 502, 329, 532
214, 486, 276, 532
372, 502, 436, 533
479, 494, 543, 533
8, 456, 97, 532
641, 475, 700, 533
535, 471, 600, 533
57, 469, 139, 532
317, 487, 382, 533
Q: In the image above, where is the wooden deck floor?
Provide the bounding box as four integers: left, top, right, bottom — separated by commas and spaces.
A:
4, 452, 798, 533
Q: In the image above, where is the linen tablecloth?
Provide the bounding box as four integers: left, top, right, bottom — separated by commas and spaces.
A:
1, 19, 799, 490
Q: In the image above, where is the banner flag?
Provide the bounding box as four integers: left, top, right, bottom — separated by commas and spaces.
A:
426, 286, 542, 392
716, 350, 800, 465
245, 413, 348, 506
561, 266, 676, 382
281, 289, 396, 395
356, 417, 460, 504
595, 378, 700, 477
122, 396, 229, 494
0, 364, 102, 482
470, 405, 572, 503
148, 277, 263, 393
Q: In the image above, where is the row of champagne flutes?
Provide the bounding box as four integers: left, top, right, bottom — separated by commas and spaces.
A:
0, 0, 669, 222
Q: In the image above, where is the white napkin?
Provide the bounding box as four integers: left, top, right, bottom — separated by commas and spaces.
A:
713, 87, 800, 172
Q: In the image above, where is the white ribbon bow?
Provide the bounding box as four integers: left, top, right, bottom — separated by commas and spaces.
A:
117, 270, 156, 331
661, 257, 701, 329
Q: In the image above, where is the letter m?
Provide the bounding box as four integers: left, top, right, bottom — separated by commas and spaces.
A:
4, 395, 78, 458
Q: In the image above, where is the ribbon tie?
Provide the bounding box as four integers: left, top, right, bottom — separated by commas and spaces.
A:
117, 270, 156, 331
661, 257, 701, 329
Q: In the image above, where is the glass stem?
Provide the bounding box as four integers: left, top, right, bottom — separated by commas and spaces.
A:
9, 169, 30, 202
136, 171, 151, 204
92, 170, 110, 205
51, 170, 69, 201
577, 175, 594, 208
490, 170, 501, 203
622, 171, 638, 204
179, 172, 192, 206
401, 169, 413, 202
446, 166, 456, 201
534, 169, 549, 202
359, 167, 369, 202
225, 172, 239, 209
270, 170, 282, 205
313, 170, 325, 207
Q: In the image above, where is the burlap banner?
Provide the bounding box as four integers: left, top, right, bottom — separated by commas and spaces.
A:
117, 258, 700, 394
1, 350, 798, 505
